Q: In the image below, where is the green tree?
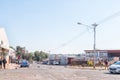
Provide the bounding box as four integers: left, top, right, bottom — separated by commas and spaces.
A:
9, 46, 15, 50
27, 53, 33, 62
16, 46, 22, 59
34, 51, 40, 61
39, 51, 48, 59
34, 51, 48, 61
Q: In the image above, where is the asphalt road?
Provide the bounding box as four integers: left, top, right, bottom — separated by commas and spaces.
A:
0, 63, 120, 80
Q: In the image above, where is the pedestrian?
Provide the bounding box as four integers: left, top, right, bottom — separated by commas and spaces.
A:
0, 57, 2, 69
104, 59, 108, 70
2, 57, 7, 69
98, 59, 103, 68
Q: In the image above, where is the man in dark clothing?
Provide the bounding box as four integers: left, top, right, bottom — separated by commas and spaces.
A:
104, 59, 108, 70
0, 57, 2, 69
3, 58, 7, 69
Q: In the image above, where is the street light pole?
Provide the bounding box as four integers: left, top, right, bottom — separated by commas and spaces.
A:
77, 22, 98, 69
92, 23, 98, 69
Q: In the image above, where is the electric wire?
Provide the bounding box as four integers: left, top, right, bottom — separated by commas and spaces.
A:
97, 10, 120, 25
51, 29, 89, 51
50, 10, 120, 52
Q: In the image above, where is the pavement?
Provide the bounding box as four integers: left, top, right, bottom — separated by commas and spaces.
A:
6, 63, 108, 70
67, 65, 108, 70
0, 63, 117, 80
6, 63, 19, 69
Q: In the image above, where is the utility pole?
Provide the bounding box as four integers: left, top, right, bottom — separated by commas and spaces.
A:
77, 22, 98, 69
92, 23, 98, 69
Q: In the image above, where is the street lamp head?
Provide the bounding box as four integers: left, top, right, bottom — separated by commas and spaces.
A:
77, 22, 82, 25
92, 23, 98, 27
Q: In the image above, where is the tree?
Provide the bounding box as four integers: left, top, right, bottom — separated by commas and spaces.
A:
34, 51, 40, 61
39, 51, 48, 59
9, 46, 15, 50
16, 46, 22, 59
33, 51, 48, 61
27, 53, 33, 63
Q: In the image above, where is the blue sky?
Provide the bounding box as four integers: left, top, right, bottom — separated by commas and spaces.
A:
0, 0, 120, 54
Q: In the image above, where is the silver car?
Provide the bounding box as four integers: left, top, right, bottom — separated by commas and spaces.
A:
109, 61, 120, 73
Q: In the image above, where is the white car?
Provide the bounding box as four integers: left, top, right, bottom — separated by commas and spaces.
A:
53, 61, 59, 65
109, 61, 120, 73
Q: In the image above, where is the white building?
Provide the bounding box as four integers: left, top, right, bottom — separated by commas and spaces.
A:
0, 28, 15, 64
0, 28, 9, 49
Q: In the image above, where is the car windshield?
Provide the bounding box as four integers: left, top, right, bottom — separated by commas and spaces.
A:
114, 61, 120, 65
22, 61, 27, 64
22, 60, 28, 64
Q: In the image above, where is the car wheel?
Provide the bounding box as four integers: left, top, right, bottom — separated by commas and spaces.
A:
110, 72, 113, 74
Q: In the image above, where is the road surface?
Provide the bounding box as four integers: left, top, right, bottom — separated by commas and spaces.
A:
0, 63, 120, 80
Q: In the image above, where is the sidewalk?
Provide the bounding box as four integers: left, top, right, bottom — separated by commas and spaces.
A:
67, 65, 108, 70
6, 63, 19, 69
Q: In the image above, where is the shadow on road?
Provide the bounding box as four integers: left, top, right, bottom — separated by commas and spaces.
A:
104, 72, 120, 75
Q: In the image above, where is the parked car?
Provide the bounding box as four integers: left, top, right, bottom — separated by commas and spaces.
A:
109, 61, 120, 73
53, 61, 59, 65
20, 60, 29, 68
36, 61, 40, 64
42, 61, 48, 64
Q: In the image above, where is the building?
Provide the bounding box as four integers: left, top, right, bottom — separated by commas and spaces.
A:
49, 54, 60, 65
84, 49, 120, 61
0, 28, 10, 64
9, 48, 16, 63
49, 54, 78, 65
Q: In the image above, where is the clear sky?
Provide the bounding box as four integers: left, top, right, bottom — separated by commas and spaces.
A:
0, 0, 120, 54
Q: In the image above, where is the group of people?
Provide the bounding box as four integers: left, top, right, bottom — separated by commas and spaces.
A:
98, 59, 108, 70
0, 57, 7, 69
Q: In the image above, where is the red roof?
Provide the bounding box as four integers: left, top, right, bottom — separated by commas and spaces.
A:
107, 50, 120, 53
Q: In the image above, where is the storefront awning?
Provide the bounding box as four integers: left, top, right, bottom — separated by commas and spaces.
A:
0, 44, 9, 50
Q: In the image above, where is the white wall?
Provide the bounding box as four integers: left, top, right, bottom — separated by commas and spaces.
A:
0, 28, 9, 49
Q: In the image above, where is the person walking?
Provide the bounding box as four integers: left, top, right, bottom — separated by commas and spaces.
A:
0, 57, 2, 69
104, 59, 108, 70
2, 57, 7, 69
98, 59, 103, 68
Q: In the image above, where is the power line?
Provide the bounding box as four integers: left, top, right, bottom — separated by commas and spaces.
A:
78, 10, 120, 69
97, 10, 120, 25
51, 10, 120, 53
51, 29, 88, 51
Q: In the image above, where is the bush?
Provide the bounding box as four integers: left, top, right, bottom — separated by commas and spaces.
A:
87, 60, 93, 66
71, 60, 87, 66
